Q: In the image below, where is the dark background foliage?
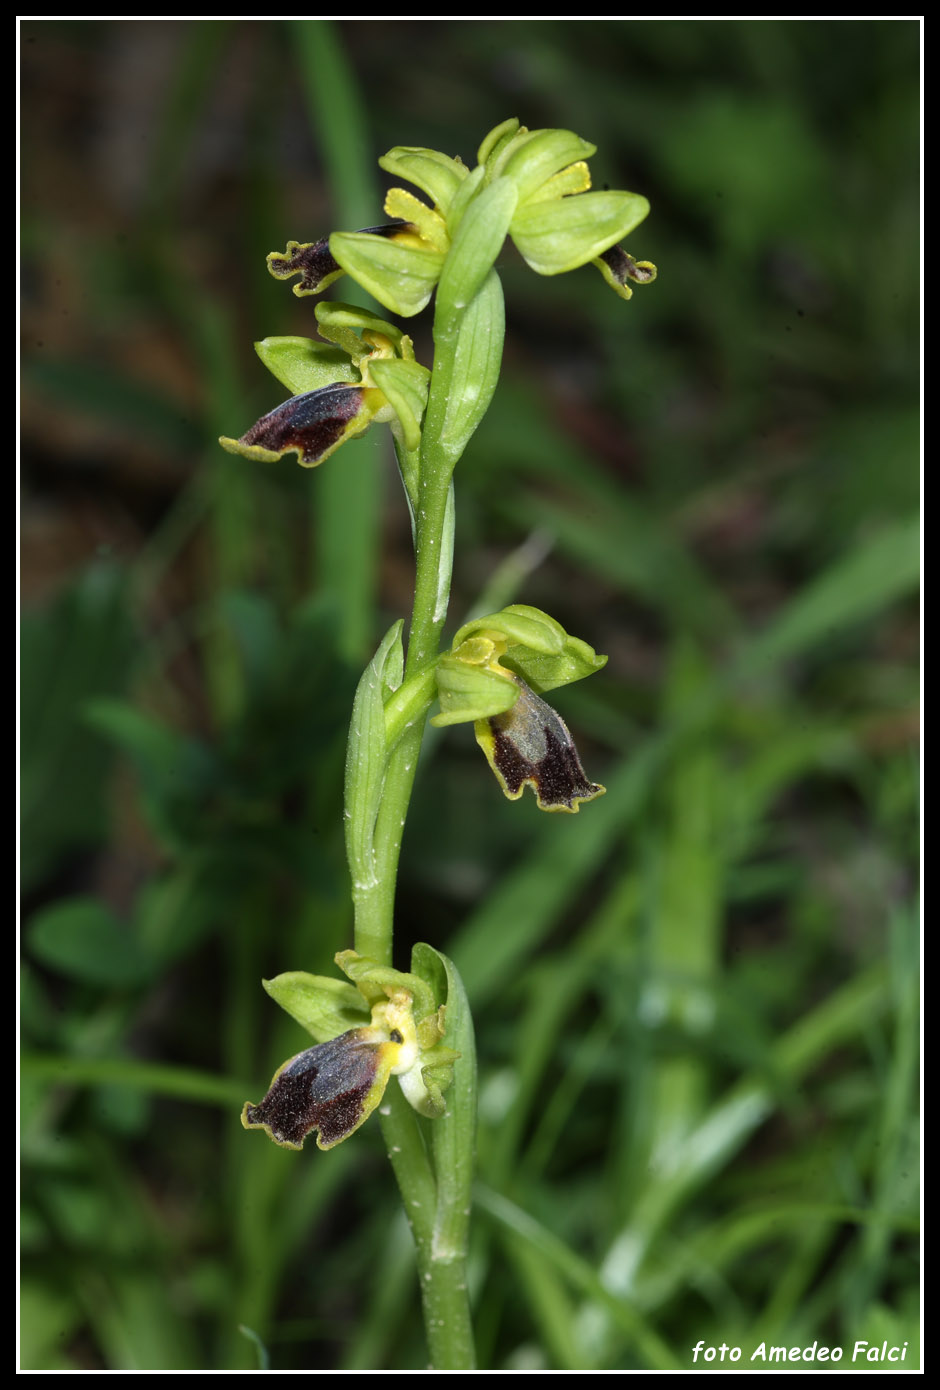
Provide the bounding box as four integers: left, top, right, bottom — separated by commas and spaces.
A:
21, 19, 919, 1370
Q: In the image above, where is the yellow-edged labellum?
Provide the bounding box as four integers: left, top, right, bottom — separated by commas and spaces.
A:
474, 676, 605, 813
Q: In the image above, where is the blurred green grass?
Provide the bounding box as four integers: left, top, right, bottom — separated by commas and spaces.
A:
20, 19, 919, 1370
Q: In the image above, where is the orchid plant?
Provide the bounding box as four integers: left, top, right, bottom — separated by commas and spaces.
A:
220, 117, 655, 1369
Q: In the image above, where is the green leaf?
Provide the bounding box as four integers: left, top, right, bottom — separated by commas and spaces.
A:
367, 358, 431, 453
253, 336, 358, 395
435, 176, 518, 321
740, 517, 920, 673
262, 972, 369, 1042
511, 190, 651, 275
329, 231, 444, 317
28, 898, 153, 987
378, 145, 469, 213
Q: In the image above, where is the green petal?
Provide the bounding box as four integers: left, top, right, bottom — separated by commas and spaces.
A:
494, 127, 596, 205
384, 187, 450, 253
335, 950, 439, 1023
511, 190, 651, 275
314, 300, 409, 362
378, 146, 469, 214
474, 677, 605, 813
253, 336, 358, 396
523, 160, 592, 204
367, 358, 430, 453
329, 231, 445, 317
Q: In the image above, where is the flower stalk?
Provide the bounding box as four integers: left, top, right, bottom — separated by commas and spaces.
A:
224, 118, 655, 1369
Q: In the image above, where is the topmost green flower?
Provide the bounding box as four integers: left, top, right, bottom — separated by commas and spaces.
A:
267, 117, 656, 318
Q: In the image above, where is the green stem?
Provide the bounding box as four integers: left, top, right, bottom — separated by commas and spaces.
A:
349, 280, 499, 1368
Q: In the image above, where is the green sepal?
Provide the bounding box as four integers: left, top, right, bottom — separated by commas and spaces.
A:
253, 336, 358, 396
344, 621, 404, 893
478, 117, 522, 170
511, 189, 651, 275
314, 301, 409, 363
384, 187, 450, 253
432, 649, 521, 727
494, 127, 596, 205
378, 146, 469, 214
329, 230, 445, 317
435, 176, 518, 321
367, 358, 431, 453
442, 603, 608, 706
335, 949, 438, 1023
262, 971, 369, 1043
511, 634, 608, 693
452, 603, 567, 656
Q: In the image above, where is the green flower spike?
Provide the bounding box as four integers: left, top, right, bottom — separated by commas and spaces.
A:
241, 949, 460, 1150
219, 304, 431, 467
433, 604, 607, 813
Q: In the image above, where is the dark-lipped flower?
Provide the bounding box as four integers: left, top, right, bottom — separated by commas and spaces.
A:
242, 949, 459, 1151
254, 119, 655, 323
219, 302, 430, 469
433, 604, 607, 813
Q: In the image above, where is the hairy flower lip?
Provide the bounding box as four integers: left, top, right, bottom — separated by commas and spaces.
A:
266, 222, 415, 297
241, 1025, 401, 1151
219, 382, 376, 468
475, 675, 605, 813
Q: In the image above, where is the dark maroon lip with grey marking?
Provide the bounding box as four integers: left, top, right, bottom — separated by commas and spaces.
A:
244, 1031, 382, 1148
240, 383, 365, 464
